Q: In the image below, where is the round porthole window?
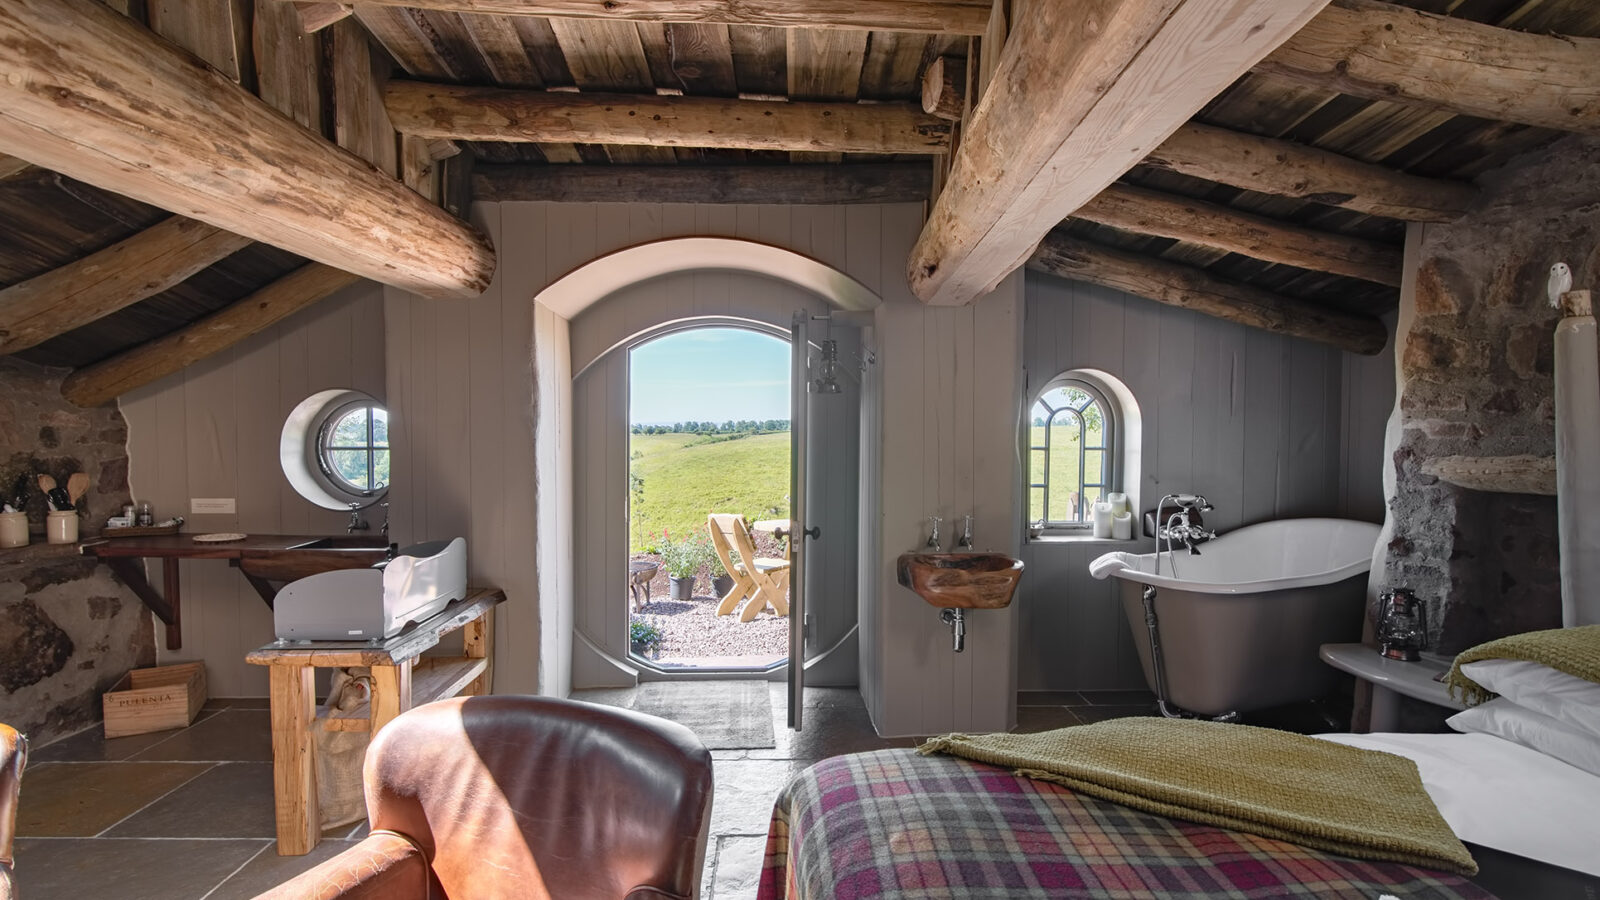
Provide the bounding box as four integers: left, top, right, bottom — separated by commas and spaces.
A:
281, 389, 390, 510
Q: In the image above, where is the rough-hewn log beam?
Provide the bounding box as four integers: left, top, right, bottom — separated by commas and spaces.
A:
0, 217, 253, 354
906, 0, 1333, 307
292, 2, 352, 32
1029, 231, 1387, 355
344, 0, 991, 33
1143, 122, 1478, 221
384, 82, 952, 154
921, 55, 966, 120
1074, 183, 1402, 286
1421, 455, 1556, 496
62, 264, 361, 407
0, 154, 33, 180
1259, 0, 1600, 136
472, 163, 930, 204
0, 0, 494, 301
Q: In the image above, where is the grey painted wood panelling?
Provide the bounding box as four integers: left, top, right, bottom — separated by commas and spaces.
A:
121, 281, 387, 697
1016, 271, 1391, 692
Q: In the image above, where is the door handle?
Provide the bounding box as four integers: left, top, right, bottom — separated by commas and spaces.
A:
772, 526, 822, 541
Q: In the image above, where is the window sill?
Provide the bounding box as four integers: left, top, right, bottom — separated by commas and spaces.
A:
1026, 534, 1141, 546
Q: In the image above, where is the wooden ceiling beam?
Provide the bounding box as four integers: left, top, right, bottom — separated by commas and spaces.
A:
906, 0, 1334, 307
1142, 122, 1479, 221
473, 162, 930, 204
340, 0, 992, 34
1073, 183, 1402, 287
0, 217, 253, 355
291, 2, 353, 33
1029, 231, 1387, 356
61, 264, 362, 407
384, 81, 953, 153
0, 154, 32, 181
0, 0, 494, 301
1258, 0, 1600, 136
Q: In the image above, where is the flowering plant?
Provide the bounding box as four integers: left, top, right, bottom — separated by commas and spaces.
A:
656, 530, 711, 578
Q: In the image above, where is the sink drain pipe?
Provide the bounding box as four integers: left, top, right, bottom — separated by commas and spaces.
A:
940, 608, 966, 652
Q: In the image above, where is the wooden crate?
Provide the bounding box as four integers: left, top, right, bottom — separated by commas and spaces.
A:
102, 662, 207, 738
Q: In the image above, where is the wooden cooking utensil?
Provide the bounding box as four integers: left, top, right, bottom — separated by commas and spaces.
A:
67, 472, 90, 504
36, 474, 55, 492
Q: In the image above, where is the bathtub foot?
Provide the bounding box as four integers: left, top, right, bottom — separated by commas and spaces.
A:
1156, 699, 1240, 724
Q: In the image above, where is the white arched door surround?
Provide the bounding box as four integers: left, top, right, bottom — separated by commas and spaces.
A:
534, 238, 880, 690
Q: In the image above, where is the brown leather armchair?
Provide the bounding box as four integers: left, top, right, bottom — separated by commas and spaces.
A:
256, 695, 714, 900
1, 724, 26, 900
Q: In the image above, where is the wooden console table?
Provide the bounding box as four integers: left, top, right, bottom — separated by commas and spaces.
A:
247, 587, 504, 855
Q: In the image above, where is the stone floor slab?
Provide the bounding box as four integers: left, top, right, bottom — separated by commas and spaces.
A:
129, 709, 272, 762
108, 762, 277, 839
16, 761, 213, 837
14, 837, 267, 900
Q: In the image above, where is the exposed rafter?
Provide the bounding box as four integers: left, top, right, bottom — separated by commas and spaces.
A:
1073, 183, 1402, 287
1029, 232, 1387, 355
0, 0, 495, 301
291, 2, 352, 32
384, 82, 953, 153
906, 0, 1334, 307
1142, 123, 1479, 222
0, 154, 32, 180
0, 217, 253, 355
472, 163, 930, 204
1259, 0, 1600, 136
61, 264, 362, 407
327, 0, 992, 34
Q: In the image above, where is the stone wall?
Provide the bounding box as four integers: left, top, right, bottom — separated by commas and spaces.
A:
1386, 135, 1600, 655
0, 358, 155, 743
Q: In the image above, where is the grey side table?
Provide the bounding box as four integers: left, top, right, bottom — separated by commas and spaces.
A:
1319, 643, 1468, 732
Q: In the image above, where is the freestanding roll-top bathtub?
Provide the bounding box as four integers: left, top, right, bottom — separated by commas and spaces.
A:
1089, 518, 1381, 717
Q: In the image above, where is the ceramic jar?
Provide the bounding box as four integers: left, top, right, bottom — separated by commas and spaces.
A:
46, 510, 79, 545
0, 511, 27, 549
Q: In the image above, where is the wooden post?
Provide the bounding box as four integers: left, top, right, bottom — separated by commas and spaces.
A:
268, 665, 319, 856
462, 612, 494, 696
921, 55, 967, 120
368, 662, 413, 737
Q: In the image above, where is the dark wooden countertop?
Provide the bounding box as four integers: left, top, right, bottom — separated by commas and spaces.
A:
80, 534, 387, 560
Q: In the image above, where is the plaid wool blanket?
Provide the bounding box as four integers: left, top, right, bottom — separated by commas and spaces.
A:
756, 750, 1494, 900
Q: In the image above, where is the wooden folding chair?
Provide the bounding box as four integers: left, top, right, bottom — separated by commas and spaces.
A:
706, 514, 790, 622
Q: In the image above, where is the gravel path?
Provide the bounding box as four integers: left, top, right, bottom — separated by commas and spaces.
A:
630, 536, 790, 664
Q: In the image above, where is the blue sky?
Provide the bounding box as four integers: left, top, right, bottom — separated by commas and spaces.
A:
630, 328, 790, 425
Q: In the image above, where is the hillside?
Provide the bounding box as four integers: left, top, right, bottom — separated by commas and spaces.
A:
629, 431, 790, 553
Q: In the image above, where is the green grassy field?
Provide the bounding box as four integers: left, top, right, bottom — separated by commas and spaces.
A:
628, 431, 790, 553
1027, 424, 1105, 524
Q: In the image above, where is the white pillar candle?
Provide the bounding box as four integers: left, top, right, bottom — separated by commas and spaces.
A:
1105, 492, 1129, 516
1092, 501, 1114, 539
1111, 511, 1133, 540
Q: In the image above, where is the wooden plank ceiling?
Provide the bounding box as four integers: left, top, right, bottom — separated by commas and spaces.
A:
3, 0, 1599, 378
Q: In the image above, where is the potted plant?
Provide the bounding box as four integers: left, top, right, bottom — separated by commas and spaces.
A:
709, 548, 735, 598
657, 531, 708, 600
629, 617, 665, 659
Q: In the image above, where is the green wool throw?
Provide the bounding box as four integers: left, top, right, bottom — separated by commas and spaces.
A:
920, 718, 1476, 875
1445, 624, 1600, 707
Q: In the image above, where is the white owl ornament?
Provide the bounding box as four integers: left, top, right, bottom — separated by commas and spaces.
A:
1549, 261, 1573, 308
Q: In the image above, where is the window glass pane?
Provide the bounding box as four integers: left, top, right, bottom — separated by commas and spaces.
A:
1029, 448, 1048, 485
1063, 386, 1093, 410
1046, 412, 1083, 523
1085, 448, 1106, 489
1029, 487, 1046, 524
371, 409, 389, 448
1082, 485, 1104, 511
1029, 401, 1051, 430
331, 408, 368, 446
329, 450, 370, 490
1082, 399, 1106, 448
1037, 387, 1072, 412
373, 450, 390, 490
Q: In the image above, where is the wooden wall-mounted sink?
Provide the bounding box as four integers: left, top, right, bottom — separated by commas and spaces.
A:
896, 552, 1024, 609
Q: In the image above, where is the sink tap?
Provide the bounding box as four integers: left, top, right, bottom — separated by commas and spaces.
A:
346, 502, 369, 534
925, 517, 942, 553
958, 515, 974, 550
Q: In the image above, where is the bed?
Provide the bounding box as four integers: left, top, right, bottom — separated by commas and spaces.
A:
755, 732, 1599, 899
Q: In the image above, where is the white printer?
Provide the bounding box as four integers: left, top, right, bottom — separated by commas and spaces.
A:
273, 537, 467, 641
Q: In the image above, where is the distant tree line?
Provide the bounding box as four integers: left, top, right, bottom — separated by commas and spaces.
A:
631, 419, 789, 435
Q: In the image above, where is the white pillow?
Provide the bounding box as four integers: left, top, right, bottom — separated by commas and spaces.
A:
1459, 658, 1600, 740
1448, 698, 1600, 778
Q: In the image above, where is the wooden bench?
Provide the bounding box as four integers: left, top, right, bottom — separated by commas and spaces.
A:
246, 586, 504, 855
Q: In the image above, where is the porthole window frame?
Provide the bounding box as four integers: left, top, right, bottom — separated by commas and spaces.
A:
280, 389, 391, 511
315, 399, 389, 498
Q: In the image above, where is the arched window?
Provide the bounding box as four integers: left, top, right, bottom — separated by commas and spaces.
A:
1028, 377, 1116, 530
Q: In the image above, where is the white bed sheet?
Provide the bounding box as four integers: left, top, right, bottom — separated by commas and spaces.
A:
1317, 731, 1600, 876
